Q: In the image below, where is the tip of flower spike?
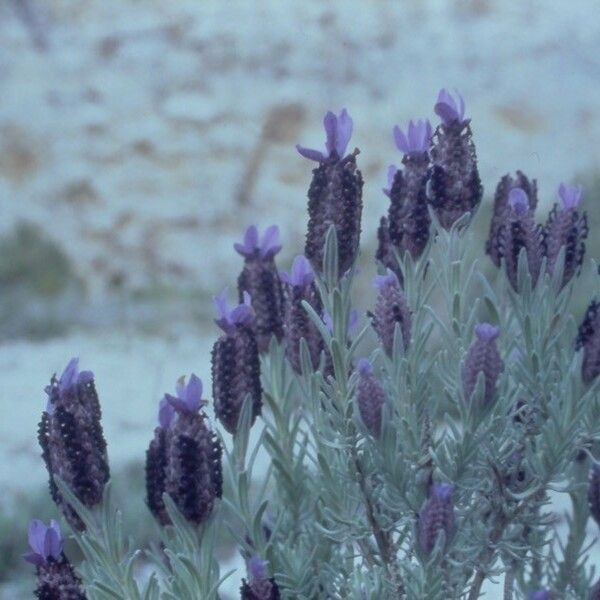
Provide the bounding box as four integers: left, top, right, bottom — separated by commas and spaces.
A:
508, 187, 529, 215
296, 108, 353, 162
166, 373, 206, 414
475, 323, 500, 341
247, 555, 270, 583
214, 290, 254, 332
373, 269, 399, 290
393, 119, 432, 155
158, 397, 176, 428
529, 590, 552, 600
24, 519, 63, 566
431, 482, 454, 500
281, 255, 314, 287
434, 88, 466, 125
234, 225, 282, 259
357, 358, 373, 376
558, 182, 583, 210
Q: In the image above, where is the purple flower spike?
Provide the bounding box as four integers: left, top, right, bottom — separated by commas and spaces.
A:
281, 255, 314, 287
589, 463, 600, 527
393, 119, 432, 155
166, 374, 205, 414
434, 88, 466, 124
214, 291, 254, 332
24, 519, 63, 566
558, 182, 583, 210
475, 323, 500, 341
508, 187, 530, 215
418, 483, 456, 556
235, 225, 282, 259
296, 109, 353, 162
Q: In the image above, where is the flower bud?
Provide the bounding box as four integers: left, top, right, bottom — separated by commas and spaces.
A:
371, 270, 411, 355
576, 300, 600, 385
356, 359, 386, 437
240, 556, 281, 600
297, 109, 363, 276
588, 463, 600, 528
212, 293, 262, 434
24, 519, 87, 599
417, 483, 456, 556
39, 358, 110, 530
428, 89, 483, 229
461, 324, 504, 405
235, 225, 285, 352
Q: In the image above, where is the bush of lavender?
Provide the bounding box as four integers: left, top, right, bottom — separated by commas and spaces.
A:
25, 90, 600, 600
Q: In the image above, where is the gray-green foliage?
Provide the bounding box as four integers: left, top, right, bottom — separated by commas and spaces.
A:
40, 219, 600, 599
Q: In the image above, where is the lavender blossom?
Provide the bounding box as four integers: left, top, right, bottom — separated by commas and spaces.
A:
236, 225, 285, 352
529, 591, 552, 600
497, 188, 543, 291
588, 463, 600, 528
370, 270, 411, 356
393, 119, 432, 156
429, 89, 483, 229
576, 300, 600, 385
356, 359, 386, 437
24, 520, 87, 599
417, 483, 456, 556
297, 109, 363, 276
281, 255, 324, 373
39, 358, 110, 530
240, 556, 281, 600
486, 171, 538, 267
543, 182, 587, 287
212, 292, 262, 434
461, 324, 504, 405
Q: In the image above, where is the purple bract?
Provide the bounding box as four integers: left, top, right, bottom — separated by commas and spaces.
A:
296, 109, 353, 162
280, 255, 314, 287
373, 269, 400, 291
508, 187, 530, 215
393, 119, 432, 155
475, 323, 500, 341
558, 182, 583, 210
165, 374, 205, 414
214, 290, 254, 332
234, 225, 282, 260
23, 520, 63, 566
434, 88, 466, 125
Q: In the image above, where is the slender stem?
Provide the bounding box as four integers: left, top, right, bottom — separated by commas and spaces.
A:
503, 567, 514, 600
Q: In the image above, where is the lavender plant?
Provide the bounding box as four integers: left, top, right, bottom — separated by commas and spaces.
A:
25, 89, 600, 600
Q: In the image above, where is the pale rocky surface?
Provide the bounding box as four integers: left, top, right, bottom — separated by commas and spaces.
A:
2, 0, 600, 597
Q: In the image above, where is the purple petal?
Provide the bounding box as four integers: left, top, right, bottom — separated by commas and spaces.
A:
323, 111, 338, 156
158, 397, 176, 428
373, 269, 399, 290
230, 303, 254, 326
23, 551, 43, 566
335, 109, 353, 157
214, 292, 229, 321
475, 323, 499, 341
558, 182, 583, 210
434, 88, 465, 125
185, 374, 203, 411
43, 527, 60, 560
290, 255, 314, 287
247, 556, 269, 583
166, 394, 189, 413
260, 225, 282, 259
58, 358, 79, 394
28, 520, 46, 555
296, 144, 325, 162
48, 520, 62, 557
175, 376, 186, 401
234, 225, 259, 257
508, 188, 529, 215
357, 358, 373, 376
393, 125, 409, 154
432, 483, 454, 500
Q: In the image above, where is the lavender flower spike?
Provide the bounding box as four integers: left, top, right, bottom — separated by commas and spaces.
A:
577, 300, 600, 384
356, 358, 386, 437
296, 108, 353, 162
588, 463, 600, 527
240, 556, 281, 600
461, 323, 504, 405
393, 119, 432, 155
434, 88, 466, 124
24, 520, 63, 566
417, 483, 456, 556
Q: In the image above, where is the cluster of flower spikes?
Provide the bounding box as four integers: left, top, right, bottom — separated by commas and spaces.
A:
145, 374, 222, 526
24, 519, 87, 600
486, 177, 587, 292
38, 358, 110, 531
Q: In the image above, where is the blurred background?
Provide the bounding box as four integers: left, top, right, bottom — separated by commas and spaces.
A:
1, 0, 599, 597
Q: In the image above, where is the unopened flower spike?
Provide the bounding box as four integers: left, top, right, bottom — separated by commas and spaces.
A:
24, 520, 87, 599
543, 181, 587, 287
462, 323, 504, 405
417, 483, 456, 556
428, 88, 483, 229
356, 358, 386, 437
577, 300, 600, 384
240, 555, 281, 600
393, 119, 432, 155
39, 358, 109, 531
236, 225, 285, 352
299, 109, 363, 276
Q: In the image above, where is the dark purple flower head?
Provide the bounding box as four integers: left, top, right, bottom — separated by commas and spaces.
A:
530, 590, 552, 600
382, 165, 398, 198
589, 463, 600, 527
280, 255, 314, 287
373, 269, 400, 291
214, 291, 254, 333
165, 374, 206, 415
235, 225, 282, 260
418, 482, 456, 556
356, 358, 386, 436
296, 109, 353, 162
577, 301, 600, 384
393, 119, 432, 155
475, 323, 500, 341
558, 182, 583, 210
434, 89, 466, 125
23, 520, 63, 566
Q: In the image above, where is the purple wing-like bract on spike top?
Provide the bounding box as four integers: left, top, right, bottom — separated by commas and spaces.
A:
240, 556, 281, 600
356, 358, 386, 437
495, 188, 543, 291
543, 182, 587, 288
371, 270, 411, 356
297, 109, 363, 276
588, 463, 600, 528
417, 483, 456, 556
577, 300, 600, 384
145, 375, 222, 526
212, 292, 262, 434
377, 120, 432, 275
38, 358, 110, 531
486, 171, 538, 267
428, 89, 483, 229
236, 225, 285, 352
461, 323, 504, 405
281, 255, 324, 373
24, 520, 87, 600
